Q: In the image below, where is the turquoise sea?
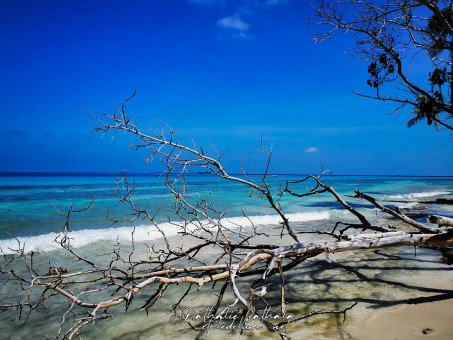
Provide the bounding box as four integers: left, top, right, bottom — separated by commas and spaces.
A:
0, 173, 452, 339
1, 173, 453, 247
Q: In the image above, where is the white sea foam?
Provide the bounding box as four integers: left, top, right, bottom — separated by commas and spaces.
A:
388, 191, 450, 200
0, 211, 330, 254
394, 202, 419, 209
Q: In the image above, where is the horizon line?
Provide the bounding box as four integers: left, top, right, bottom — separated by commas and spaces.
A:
0, 171, 452, 178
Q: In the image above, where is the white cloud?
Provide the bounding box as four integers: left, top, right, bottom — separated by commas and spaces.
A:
217, 14, 249, 31
305, 147, 319, 153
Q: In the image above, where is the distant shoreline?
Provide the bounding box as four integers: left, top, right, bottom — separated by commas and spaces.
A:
1, 172, 453, 178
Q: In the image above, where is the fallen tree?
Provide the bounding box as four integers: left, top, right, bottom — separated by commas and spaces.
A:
1, 94, 452, 339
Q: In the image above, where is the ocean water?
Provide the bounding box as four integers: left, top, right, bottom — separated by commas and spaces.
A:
0, 173, 452, 339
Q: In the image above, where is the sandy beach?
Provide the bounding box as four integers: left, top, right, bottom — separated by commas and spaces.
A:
350, 297, 453, 340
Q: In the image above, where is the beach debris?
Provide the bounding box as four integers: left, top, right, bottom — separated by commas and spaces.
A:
436, 198, 453, 205
427, 215, 453, 227
249, 284, 271, 298
47, 267, 68, 275
439, 247, 453, 265
422, 328, 433, 334
247, 284, 271, 308
394, 206, 403, 215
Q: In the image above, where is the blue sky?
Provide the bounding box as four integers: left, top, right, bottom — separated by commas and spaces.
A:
0, 0, 451, 175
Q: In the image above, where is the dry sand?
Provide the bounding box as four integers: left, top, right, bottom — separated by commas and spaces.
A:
349, 298, 453, 340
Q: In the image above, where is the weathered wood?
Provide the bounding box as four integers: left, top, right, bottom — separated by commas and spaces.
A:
440, 247, 453, 265
34, 231, 453, 313
437, 198, 453, 205
382, 198, 453, 205
278, 261, 286, 315
353, 191, 439, 233
428, 215, 453, 227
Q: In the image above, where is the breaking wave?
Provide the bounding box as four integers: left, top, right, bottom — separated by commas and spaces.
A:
0, 211, 330, 254
388, 191, 450, 200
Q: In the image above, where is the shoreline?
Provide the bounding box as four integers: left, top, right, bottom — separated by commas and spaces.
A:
1, 176, 452, 339
1, 235, 452, 339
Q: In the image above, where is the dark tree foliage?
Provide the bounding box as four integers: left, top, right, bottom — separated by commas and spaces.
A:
312, 0, 453, 131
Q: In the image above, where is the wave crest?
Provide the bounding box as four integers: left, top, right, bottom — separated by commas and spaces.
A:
388, 191, 450, 200
0, 211, 329, 254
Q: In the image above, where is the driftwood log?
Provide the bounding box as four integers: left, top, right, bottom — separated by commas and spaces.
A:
436, 198, 453, 205
1, 95, 453, 339
428, 215, 453, 227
